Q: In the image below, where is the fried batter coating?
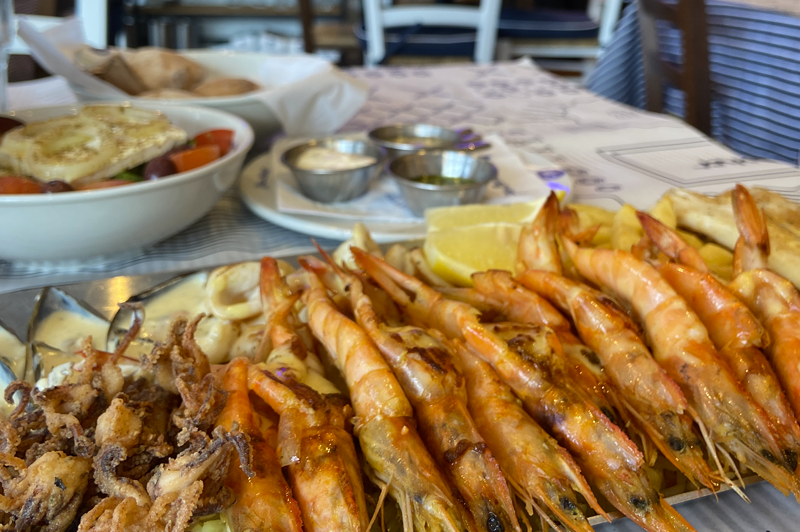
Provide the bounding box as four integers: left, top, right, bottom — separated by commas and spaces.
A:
32, 384, 98, 457
147, 425, 253, 517
0, 451, 91, 532
145, 316, 227, 445
2, 314, 250, 532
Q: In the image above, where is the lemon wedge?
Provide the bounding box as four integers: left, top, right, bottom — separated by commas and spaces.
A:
424, 223, 522, 286
425, 193, 565, 232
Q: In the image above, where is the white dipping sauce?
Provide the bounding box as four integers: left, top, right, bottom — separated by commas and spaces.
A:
295, 147, 376, 171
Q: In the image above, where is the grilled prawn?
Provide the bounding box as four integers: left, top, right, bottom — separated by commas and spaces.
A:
307, 256, 520, 532
247, 257, 369, 532
300, 264, 476, 532
639, 210, 800, 473
566, 239, 800, 498
216, 358, 304, 532
353, 248, 698, 532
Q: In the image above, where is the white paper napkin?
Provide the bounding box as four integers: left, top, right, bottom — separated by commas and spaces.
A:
17, 18, 369, 136
274, 133, 565, 221
18, 17, 126, 97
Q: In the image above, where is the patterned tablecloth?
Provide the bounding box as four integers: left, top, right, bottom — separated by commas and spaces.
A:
4, 66, 800, 530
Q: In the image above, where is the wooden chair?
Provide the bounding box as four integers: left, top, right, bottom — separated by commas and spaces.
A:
638, 0, 712, 135
298, 0, 315, 53
360, 0, 502, 66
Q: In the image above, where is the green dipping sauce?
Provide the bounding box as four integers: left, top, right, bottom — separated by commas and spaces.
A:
411, 175, 474, 186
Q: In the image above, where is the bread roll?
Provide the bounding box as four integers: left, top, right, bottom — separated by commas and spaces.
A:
121, 48, 206, 91
139, 88, 197, 99
192, 78, 260, 97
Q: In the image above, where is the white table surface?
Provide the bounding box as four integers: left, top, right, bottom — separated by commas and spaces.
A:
4, 67, 800, 530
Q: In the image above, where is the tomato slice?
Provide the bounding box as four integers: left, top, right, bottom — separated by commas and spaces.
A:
76, 180, 132, 191
193, 129, 234, 156
170, 145, 221, 173
0, 175, 42, 194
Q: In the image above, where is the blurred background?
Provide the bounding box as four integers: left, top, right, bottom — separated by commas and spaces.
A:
11, 0, 633, 80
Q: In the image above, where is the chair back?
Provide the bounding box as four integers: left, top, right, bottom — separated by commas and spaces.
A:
589, 0, 624, 47
638, 0, 711, 134
75, 0, 108, 48
362, 0, 502, 66
12, 0, 107, 56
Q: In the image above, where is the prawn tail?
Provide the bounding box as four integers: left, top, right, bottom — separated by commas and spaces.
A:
352, 248, 416, 307
636, 211, 708, 272
559, 206, 599, 246
517, 191, 562, 275
732, 185, 770, 272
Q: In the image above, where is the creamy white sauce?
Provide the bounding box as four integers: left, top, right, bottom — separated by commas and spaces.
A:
295, 147, 376, 171
31, 343, 83, 387
34, 310, 108, 353
142, 274, 209, 333
124, 274, 209, 360
0, 328, 25, 418
0, 327, 25, 379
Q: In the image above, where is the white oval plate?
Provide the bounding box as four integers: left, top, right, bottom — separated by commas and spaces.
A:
239, 150, 574, 243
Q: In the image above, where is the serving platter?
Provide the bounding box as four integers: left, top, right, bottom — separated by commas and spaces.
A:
0, 248, 777, 532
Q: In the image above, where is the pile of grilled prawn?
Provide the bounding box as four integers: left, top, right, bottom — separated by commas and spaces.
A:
4, 184, 800, 532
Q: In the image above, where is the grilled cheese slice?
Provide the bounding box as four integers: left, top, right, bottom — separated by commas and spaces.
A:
0, 105, 187, 185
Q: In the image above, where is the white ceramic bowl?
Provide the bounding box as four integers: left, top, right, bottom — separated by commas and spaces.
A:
69, 51, 327, 143
0, 102, 254, 261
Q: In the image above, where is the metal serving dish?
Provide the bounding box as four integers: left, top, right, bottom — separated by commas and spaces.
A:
281, 138, 385, 203
0, 249, 766, 530
387, 150, 497, 216
368, 124, 488, 160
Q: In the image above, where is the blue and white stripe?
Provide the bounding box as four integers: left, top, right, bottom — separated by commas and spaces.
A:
586, 0, 800, 165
